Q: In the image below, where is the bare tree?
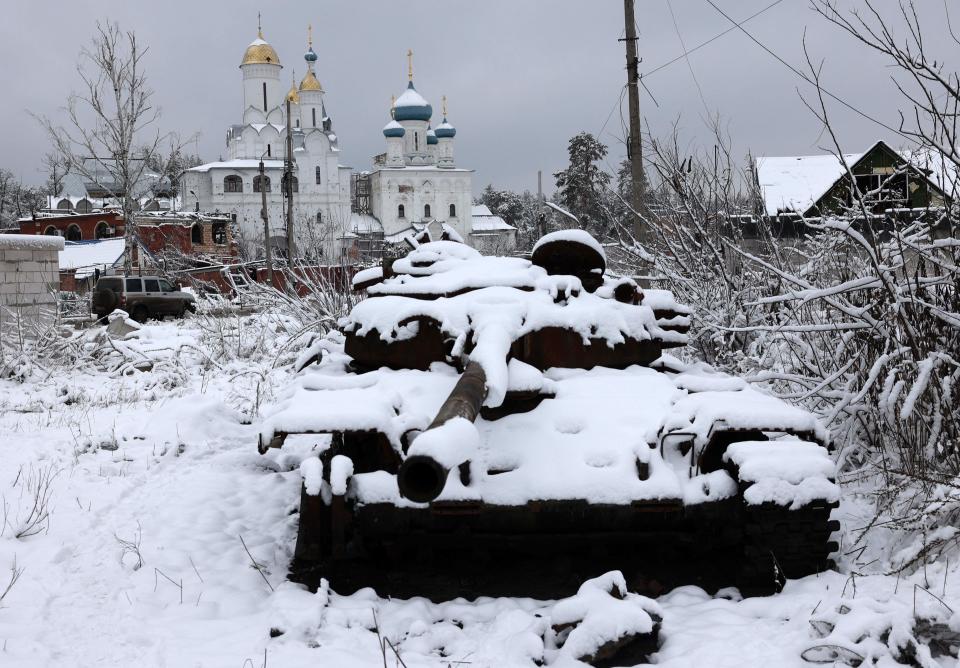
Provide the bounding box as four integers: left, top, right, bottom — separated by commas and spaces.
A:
34, 21, 180, 272
40, 151, 69, 197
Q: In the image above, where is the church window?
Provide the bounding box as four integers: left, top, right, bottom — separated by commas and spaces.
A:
424, 204, 431, 218
316, 211, 323, 224
75, 199, 92, 213
191, 224, 203, 244
253, 175, 271, 192
267, 144, 272, 157
43, 226, 58, 236
449, 204, 456, 217
312, 108, 317, 127
262, 82, 268, 112
414, 133, 419, 151
224, 175, 243, 193
66, 224, 82, 241
95, 222, 111, 239
315, 166, 321, 184
398, 204, 405, 219
56, 198, 72, 210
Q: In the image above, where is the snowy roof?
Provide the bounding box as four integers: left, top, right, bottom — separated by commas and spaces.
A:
0, 234, 65, 251
58, 238, 125, 278
756, 140, 958, 216
755, 153, 861, 216
393, 82, 433, 122
349, 213, 383, 234
395, 85, 430, 109
471, 205, 515, 232
185, 159, 285, 173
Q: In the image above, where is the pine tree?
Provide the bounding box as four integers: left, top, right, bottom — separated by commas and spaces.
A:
553, 132, 612, 238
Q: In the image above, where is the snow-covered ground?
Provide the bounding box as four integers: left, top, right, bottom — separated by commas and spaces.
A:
0, 314, 956, 667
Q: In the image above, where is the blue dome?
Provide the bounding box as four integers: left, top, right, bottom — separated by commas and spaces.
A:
435, 118, 456, 138
426, 128, 438, 145
393, 81, 432, 122
383, 120, 405, 138
304, 47, 318, 62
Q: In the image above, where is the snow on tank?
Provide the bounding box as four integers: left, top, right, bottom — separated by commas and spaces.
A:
259, 230, 840, 600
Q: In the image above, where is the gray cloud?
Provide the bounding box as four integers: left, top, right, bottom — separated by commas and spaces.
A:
2, 0, 957, 195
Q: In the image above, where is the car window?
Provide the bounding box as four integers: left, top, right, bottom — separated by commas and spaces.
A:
159, 280, 174, 292
125, 278, 142, 292
144, 279, 160, 292
97, 278, 122, 291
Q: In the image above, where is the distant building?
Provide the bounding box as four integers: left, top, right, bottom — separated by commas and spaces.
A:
180, 24, 515, 261
359, 56, 515, 255
754, 140, 954, 229
48, 162, 173, 214
18, 210, 125, 241
135, 212, 239, 265
179, 26, 351, 260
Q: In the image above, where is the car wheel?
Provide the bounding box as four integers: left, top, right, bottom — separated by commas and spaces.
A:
131, 305, 149, 323
93, 289, 119, 313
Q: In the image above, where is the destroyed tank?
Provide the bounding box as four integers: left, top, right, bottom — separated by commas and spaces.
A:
258, 231, 839, 600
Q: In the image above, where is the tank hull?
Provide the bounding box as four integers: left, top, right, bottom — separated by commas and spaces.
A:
291, 490, 837, 600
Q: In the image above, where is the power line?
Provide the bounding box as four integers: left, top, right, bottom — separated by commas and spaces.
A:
597, 84, 628, 140
703, 0, 918, 146
644, 0, 787, 78
665, 0, 712, 117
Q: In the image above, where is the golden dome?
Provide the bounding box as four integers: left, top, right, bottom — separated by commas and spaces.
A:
241, 31, 281, 67
299, 70, 323, 92
286, 83, 300, 104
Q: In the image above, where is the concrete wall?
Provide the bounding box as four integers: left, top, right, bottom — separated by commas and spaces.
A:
0, 234, 63, 339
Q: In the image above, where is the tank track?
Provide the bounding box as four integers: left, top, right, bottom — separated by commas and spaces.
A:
737, 499, 840, 596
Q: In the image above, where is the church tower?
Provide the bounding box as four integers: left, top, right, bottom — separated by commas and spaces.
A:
240, 21, 283, 125
435, 96, 457, 169
392, 51, 433, 166
299, 26, 325, 130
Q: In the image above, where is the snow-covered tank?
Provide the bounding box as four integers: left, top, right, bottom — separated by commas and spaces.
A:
258, 231, 839, 600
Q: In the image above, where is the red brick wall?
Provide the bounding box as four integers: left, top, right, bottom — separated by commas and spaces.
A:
138, 224, 192, 256
20, 213, 125, 240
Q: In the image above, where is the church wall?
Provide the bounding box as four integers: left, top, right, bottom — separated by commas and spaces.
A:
370, 169, 473, 241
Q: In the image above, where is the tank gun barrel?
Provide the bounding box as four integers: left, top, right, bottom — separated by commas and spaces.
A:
397, 361, 487, 503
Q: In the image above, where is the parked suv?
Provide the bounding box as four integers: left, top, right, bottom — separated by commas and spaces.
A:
92, 275, 196, 322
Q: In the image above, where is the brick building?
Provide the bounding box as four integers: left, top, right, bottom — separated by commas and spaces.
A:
18, 210, 125, 241
135, 212, 238, 263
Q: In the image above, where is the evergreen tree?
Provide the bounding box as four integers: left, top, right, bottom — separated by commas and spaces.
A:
477, 184, 542, 250
553, 132, 612, 238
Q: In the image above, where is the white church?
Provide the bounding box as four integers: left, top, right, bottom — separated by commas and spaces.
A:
181, 25, 516, 261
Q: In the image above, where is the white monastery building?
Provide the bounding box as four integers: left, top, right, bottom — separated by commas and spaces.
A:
182, 25, 515, 261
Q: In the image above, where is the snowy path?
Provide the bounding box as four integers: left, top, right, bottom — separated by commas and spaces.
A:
0, 319, 956, 667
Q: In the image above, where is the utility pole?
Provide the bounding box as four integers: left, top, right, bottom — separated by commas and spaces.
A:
259, 157, 273, 285
285, 96, 296, 266
537, 170, 546, 239
622, 0, 645, 238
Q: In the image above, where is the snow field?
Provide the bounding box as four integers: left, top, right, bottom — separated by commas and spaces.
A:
0, 315, 956, 666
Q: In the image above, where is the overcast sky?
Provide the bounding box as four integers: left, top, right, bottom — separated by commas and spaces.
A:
2, 0, 957, 195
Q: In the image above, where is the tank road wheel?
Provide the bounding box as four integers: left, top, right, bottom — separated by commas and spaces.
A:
737, 500, 839, 596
